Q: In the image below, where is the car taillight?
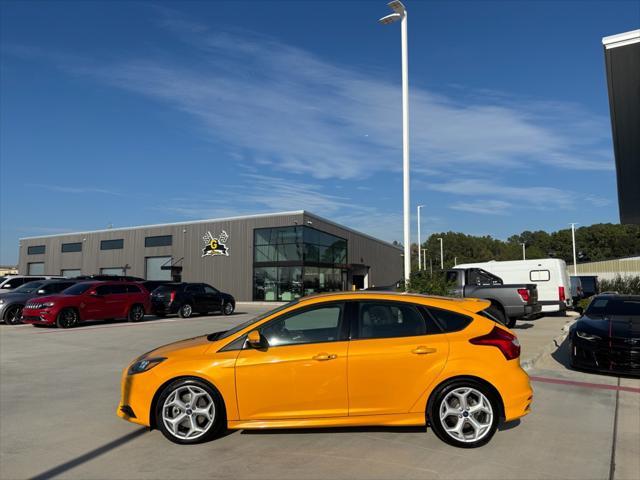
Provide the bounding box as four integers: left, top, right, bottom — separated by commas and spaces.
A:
470, 326, 521, 360
559, 286, 566, 302
517, 288, 530, 303
169, 291, 176, 303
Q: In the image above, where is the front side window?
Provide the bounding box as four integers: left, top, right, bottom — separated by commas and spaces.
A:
110, 284, 128, 294
186, 285, 204, 295
43, 282, 75, 294
260, 304, 343, 347
100, 239, 124, 250
96, 285, 113, 295
126, 284, 141, 293
356, 302, 429, 339
14, 281, 46, 293
204, 285, 218, 295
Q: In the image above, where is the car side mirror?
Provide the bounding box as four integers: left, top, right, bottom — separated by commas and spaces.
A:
247, 330, 265, 349
89, 290, 100, 296
37, 289, 46, 294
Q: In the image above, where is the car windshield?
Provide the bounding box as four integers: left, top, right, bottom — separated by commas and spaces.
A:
12, 281, 47, 293
215, 300, 299, 340
63, 283, 94, 295
586, 298, 640, 318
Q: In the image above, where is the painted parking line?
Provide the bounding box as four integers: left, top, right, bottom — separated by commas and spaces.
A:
530, 375, 640, 394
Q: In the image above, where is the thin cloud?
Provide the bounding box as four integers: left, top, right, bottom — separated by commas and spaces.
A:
25, 183, 123, 196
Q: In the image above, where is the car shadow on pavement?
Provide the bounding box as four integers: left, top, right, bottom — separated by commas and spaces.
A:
499, 419, 521, 431
513, 323, 535, 330
29, 428, 148, 480
240, 426, 427, 436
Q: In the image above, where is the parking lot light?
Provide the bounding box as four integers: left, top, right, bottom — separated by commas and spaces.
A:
378, 0, 411, 285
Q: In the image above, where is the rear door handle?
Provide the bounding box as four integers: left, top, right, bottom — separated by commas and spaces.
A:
412, 346, 437, 355
312, 353, 337, 361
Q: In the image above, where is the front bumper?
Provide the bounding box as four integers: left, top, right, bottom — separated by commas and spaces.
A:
117, 366, 160, 427
21, 307, 59, 325
570, 336, 640, 376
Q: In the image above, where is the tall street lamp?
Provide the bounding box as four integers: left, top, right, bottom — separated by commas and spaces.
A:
521, 242, 526, 260
438, 237, 444, 270
570, 223, 578, 276
417, 204, 424, 270
379, 0, 411, 285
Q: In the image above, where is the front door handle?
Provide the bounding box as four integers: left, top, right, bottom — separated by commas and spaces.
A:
312, 353, 337, 361
412, 346, 437, 355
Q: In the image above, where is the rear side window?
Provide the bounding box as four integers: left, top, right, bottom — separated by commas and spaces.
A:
154, 285, 177, 294
96, 285, 113, 295
186, 285, 205, 295
126, 284, 141, 293
425, 307, 472, 332
111, 284, 128, 294
355, 301, 436, 339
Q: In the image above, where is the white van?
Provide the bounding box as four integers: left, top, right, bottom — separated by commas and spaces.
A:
455, 259, 572, 313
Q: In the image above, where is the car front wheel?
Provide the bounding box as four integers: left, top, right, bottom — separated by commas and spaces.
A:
155, 378, 225, 444
428, 379, 500, 448
56, 308, 79, 328
4, 305, 24, 325
222, 302, 234, 316
128, 304, 145, 322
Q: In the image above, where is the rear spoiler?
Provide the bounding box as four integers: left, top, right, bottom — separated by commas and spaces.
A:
454, 297, 492, 313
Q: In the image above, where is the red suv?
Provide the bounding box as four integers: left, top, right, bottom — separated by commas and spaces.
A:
21, 281, 150, 328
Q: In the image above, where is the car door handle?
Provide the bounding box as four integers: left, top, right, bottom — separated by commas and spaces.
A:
412, 346, 437, 355
312, 353, 337, 361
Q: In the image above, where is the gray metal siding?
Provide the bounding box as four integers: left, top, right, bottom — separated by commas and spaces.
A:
18, 211, 403, 300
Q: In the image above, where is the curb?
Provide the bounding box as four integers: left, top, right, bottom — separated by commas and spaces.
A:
521, 317, 577, 371
236, 301, 287, 307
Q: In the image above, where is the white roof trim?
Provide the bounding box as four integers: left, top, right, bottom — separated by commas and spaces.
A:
19, 211, 304, 240
602, 29, 640, 49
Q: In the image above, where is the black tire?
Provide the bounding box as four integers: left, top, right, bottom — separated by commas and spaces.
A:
222, 302, 235, 316
178, 303, 193, 319
56, 308, 79, 329
428, 378, 500, 448
155, 378, 226, 445
128, 304, 145, 323
4, 305, 24, 325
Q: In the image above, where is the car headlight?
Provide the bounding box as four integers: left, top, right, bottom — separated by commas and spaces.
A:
42, 302, 56, 308
128, 357, 166, 375
576, 331, 601, 341
0, 299, 4, 305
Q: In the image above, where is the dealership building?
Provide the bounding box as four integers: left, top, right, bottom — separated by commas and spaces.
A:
17, 211, 403, 301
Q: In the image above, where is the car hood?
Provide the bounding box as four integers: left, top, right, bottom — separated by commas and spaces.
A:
575, 315, 640, 339
0, 292, 32, 303
26, 294, 65, 305
143, 335, 212, 359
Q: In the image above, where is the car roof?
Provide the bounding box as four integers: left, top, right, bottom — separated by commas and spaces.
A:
296, 291, 491, 313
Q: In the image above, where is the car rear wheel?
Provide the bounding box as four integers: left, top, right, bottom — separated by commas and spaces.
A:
156, 378, 225, 444
178, 304, 193, 318
428, 379, 499, 448
128, 304, 145, 322
487, 304, 513, 328
56, 308, 79, 329
4, 305, 24, 325
222, 302, 234, 316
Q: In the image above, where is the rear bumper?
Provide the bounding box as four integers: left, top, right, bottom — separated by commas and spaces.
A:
506, 303, 542, 319
150, 301, 179, 315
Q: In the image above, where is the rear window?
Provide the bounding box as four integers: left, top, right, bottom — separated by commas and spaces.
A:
424, 307, 472, 332
154, 285, 179, 294
587, 298, 640, 318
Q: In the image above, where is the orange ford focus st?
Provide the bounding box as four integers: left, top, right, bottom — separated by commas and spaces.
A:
118, 292, 532, 448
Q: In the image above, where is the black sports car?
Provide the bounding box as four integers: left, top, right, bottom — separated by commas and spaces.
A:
569, 294, 640, 376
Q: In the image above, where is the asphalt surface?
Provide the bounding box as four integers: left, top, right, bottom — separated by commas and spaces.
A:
1, 306, 638, 480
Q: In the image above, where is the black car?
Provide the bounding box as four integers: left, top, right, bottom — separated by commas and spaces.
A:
150, 283, 235, 318
569, 294, 640, 376
0, 279, 78, 325
138, 280, 176, 294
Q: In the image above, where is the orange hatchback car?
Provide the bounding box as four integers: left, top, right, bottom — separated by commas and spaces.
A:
118, 292, 532, 448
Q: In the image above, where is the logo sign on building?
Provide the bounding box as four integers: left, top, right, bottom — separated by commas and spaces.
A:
202, 230, 230, 257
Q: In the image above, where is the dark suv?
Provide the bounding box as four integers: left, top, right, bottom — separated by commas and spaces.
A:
150, 283, 235, 318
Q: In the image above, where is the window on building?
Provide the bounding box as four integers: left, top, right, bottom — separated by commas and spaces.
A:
100, 239, 123, 250
61, 242, 82, 253
100, 267, 125, 276
27, 245, 45, 255
145, 235, 172, 247
61, 269, 81, 277
28, 262, 45, 275
253, 226, 347, 300
145, 256, 172, 281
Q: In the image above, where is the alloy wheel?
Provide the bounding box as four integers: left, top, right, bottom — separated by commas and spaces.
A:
439, 387, 493, 443
223, 302, 234, 315
131, 305, 144, 321
181, 304, 192, 318
5, 306, 23, 325
162, 385, 216, 440
59, 309, 78, 328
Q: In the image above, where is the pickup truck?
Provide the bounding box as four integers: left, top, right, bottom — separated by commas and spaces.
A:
446, 268, 541, 328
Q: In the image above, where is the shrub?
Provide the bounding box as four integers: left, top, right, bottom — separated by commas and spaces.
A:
599, 275, 640, 295
406, 271, 455, 297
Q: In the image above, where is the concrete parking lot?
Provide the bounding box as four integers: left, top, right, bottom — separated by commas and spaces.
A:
1, 307, 638, 480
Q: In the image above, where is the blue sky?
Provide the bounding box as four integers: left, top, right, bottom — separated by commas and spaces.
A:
1, 0, 638, 264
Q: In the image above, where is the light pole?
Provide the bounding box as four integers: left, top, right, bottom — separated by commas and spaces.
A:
438, 237, 443, 270
421, 248, 427, 270
417, 204, 424, 270
379, 1, 410, 286
521, 242, 526, 260
570, 223, 578, 276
